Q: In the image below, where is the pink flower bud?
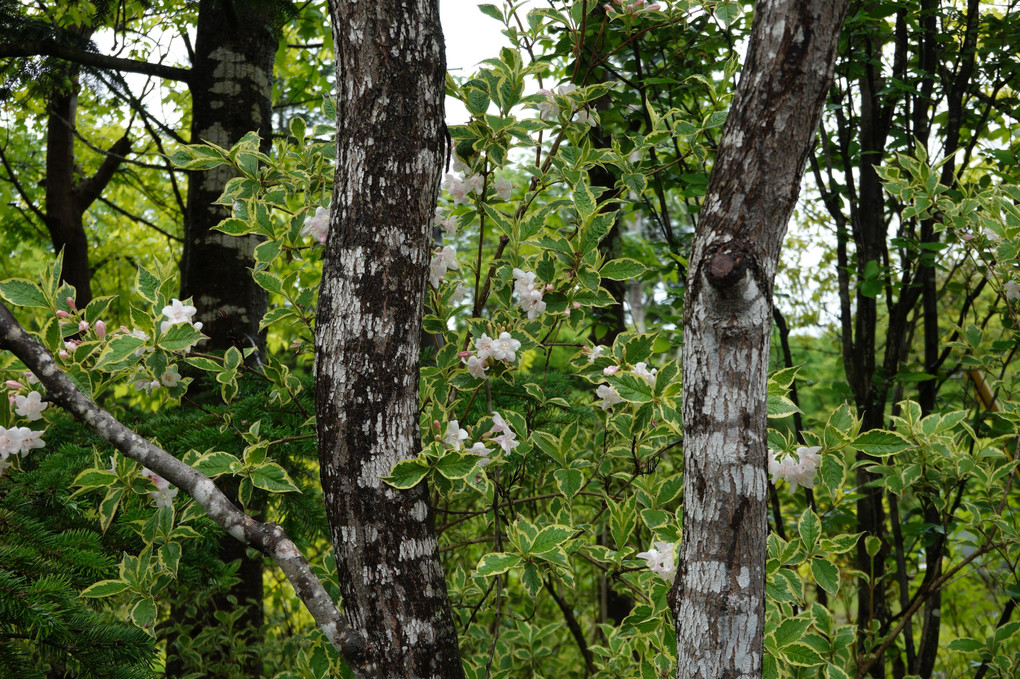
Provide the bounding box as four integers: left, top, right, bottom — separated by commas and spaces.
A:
8, 395, 14, 405
66, 296, 76, 311
56, 310, 70, 318
95, 320, 107, 339
78, 320, 89, 332
573, 301, 581, 309
433, 420, 441, 431
5, 380, 23, 390
604, 365, 620, 375
456, 350, 473, 359
58, 350, 69, 360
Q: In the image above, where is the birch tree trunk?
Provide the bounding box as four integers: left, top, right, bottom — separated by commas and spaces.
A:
314, 1, 463, 677
673, 2, 849, 677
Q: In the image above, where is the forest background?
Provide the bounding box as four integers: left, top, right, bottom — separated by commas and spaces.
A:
0, 1, 1019, 678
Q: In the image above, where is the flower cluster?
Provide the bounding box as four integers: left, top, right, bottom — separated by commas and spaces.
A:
141, 468, 178, 509
636, 541, 676, 581
476, 332, 521, 363
0, 426, 45, 476
443, 173, 484, 206
768, 446, 822, 492
512, 268, 547, 320
461, 331, 521, 380
1004, 280, 1020, 300
430, 246, 460, 289
537, 83, 596, 127
439, 411, 519, 468
604, 0, 663, 16
300, 205, 330, 244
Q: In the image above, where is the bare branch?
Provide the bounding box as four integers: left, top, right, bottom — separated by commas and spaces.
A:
0, 38, 192, 83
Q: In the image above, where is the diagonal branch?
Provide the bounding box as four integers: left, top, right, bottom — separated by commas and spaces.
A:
0, 302, 381, 679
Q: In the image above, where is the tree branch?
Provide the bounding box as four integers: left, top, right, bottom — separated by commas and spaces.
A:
0, 38, 192, 83
0, 302, 381, 679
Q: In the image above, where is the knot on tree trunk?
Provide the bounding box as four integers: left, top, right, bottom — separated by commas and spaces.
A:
706, 242, 750, 289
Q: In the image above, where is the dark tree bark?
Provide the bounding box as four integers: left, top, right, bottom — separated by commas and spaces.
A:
178, 0, 275, 355
672, 2, 848, 677
313, 1, 463, 677
44, 82, 130, 308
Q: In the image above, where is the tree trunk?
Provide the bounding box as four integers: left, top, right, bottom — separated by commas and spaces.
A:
166, 3, 278, 676
673, 2, 848, 677
44, 82, 130, 308
179, 0, 274, 355
313, 1, 462, 677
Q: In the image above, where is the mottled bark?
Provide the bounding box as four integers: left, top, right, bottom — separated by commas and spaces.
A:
179, 0, 275, 354
313, 1, 462, 677
673, 2, 848, 678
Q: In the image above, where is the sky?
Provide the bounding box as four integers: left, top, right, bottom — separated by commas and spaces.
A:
440, 0, 515, 124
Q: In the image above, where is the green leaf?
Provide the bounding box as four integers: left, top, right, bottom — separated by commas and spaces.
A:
248, 463, 300, 493
822, 533, 862, 554
129, 597, 158, 629
214, 218, 257, 236
93, 335, 145, 370
253, 271, 284, 295
80, 579, 131, 598
818, 453, 846, 494
600, 258, 648, 280
0, 279, 50, 308
436, 451, 478, 480
553, 469, 583, 498
73, 468, 118, 492
193, 451, 240, 477
383, 459, 430, 489
135, 267, 160, 302
185, 356, 222, 372
782, 642, 825, 667
530, 524, 574, 555
476, 552, 521, 576
521, 563, 542, 598
810, 558, 840, 595
159, 323, 203, 352
774, 617, 812, 648
854, 430, 911, 456
946, 637, 984, 653
799, 510, 821, 550
477, 3, 503, 21
767, 394, 801, 418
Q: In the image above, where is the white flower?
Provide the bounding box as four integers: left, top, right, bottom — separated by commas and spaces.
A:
632, 362, 657, 388
488, 412, 519, 453
596, 384, 623, 410
0, 427, 43, 458
451, 284, 469, 304
636, 541, 676, 581
300, 205, 330, 244
493, 178, 513, 201
142, 468, 178, 508
585, 345, 606, 363
13, 427, 44, 455
160, 299, 202, 334
444, 173, 482, 206
466, 441, 494, 467
490, 332, 521, 363
434, 208, 457, 235
537, 89, 559, 120
464, 355, 488, 380
475, 333, 496, 361
1004, 280, 1020, 300
13, 391, 48, 421
444, 420, 469, 451
512, 268, 547, 320
429, 246, 460, 289
161, 365, 181, 387
768, 446, 822, 492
